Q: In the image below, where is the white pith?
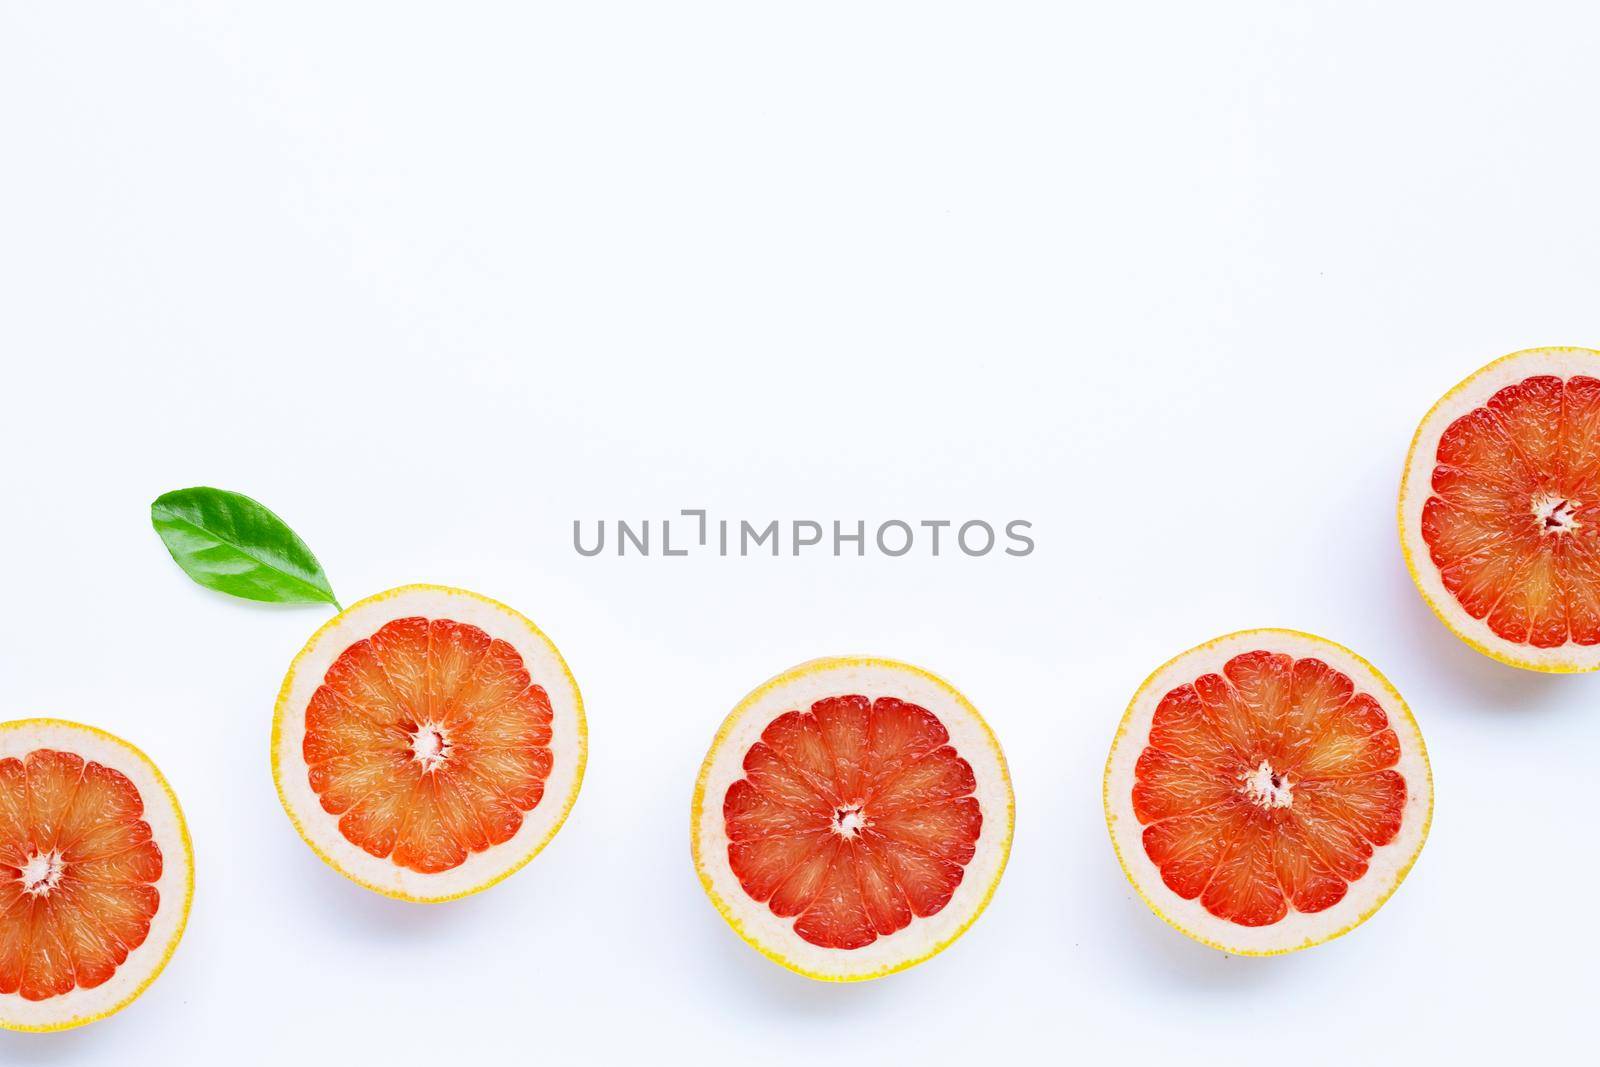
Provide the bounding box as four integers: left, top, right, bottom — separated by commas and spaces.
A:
273, 586, 585, 902
409, 723, 450, 773
1105, 630, 1432, 955
693, 658, 1013, 981
1240, 759, 1294, 810
19, 849, 65, 896
1532, 492, 1580, 535
0, 720, 192, 1031
1400, 346, 1600, 671
832, 806, 866, 839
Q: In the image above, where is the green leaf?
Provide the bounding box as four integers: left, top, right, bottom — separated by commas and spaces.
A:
151, 487, 340, 608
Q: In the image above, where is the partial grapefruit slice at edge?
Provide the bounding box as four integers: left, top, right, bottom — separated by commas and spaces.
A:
1400, 346, 1600, 672
1104, 630, 1432, 955
0, 719, 193, 1032
691, 657, 1014, 981
271, 585, 586, 903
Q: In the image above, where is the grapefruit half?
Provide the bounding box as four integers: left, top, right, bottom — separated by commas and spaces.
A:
1400, 346, 1600, 671
272, 585, 586, 902
1, 719, 193, 1031
691, 657, 1013, 981
1104, 630, 1431, 955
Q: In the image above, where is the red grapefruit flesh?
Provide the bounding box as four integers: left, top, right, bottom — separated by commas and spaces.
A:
1423, 375, 1600, 646
305, 616, 555, 874
723, 695, 983, 950
0, 752, 162, 1000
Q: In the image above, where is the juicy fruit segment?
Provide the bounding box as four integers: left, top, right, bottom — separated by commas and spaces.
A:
1422, 373, 1600, 648
1133, 651, 1405, 928
724, 695, 981, 950
0, 751, 162, 1001
305, 616, 555, 874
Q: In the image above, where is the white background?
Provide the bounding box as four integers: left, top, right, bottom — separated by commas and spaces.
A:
2, 2, 1596, 1063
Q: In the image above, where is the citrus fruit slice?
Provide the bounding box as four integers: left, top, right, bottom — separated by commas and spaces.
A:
1400, 346, 1600, 671
691, 657, 1013, 981
272, 585, 586, 902
0, 719, 193, 1031
1104, 630, 1431, 955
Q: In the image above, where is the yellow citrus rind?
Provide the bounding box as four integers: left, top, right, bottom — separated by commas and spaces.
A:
270, 584, 587, 904
1103, 629, 1433, 956
0, 718, 195, 1032
690, 655, 1015, 982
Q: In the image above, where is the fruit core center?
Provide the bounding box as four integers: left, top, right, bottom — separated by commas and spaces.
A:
831, 804, 868, 840
19, 849, 65, 897
1239, 759, 1294, 810
1534, 493, 1580, 534
409, 723, 452, 773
